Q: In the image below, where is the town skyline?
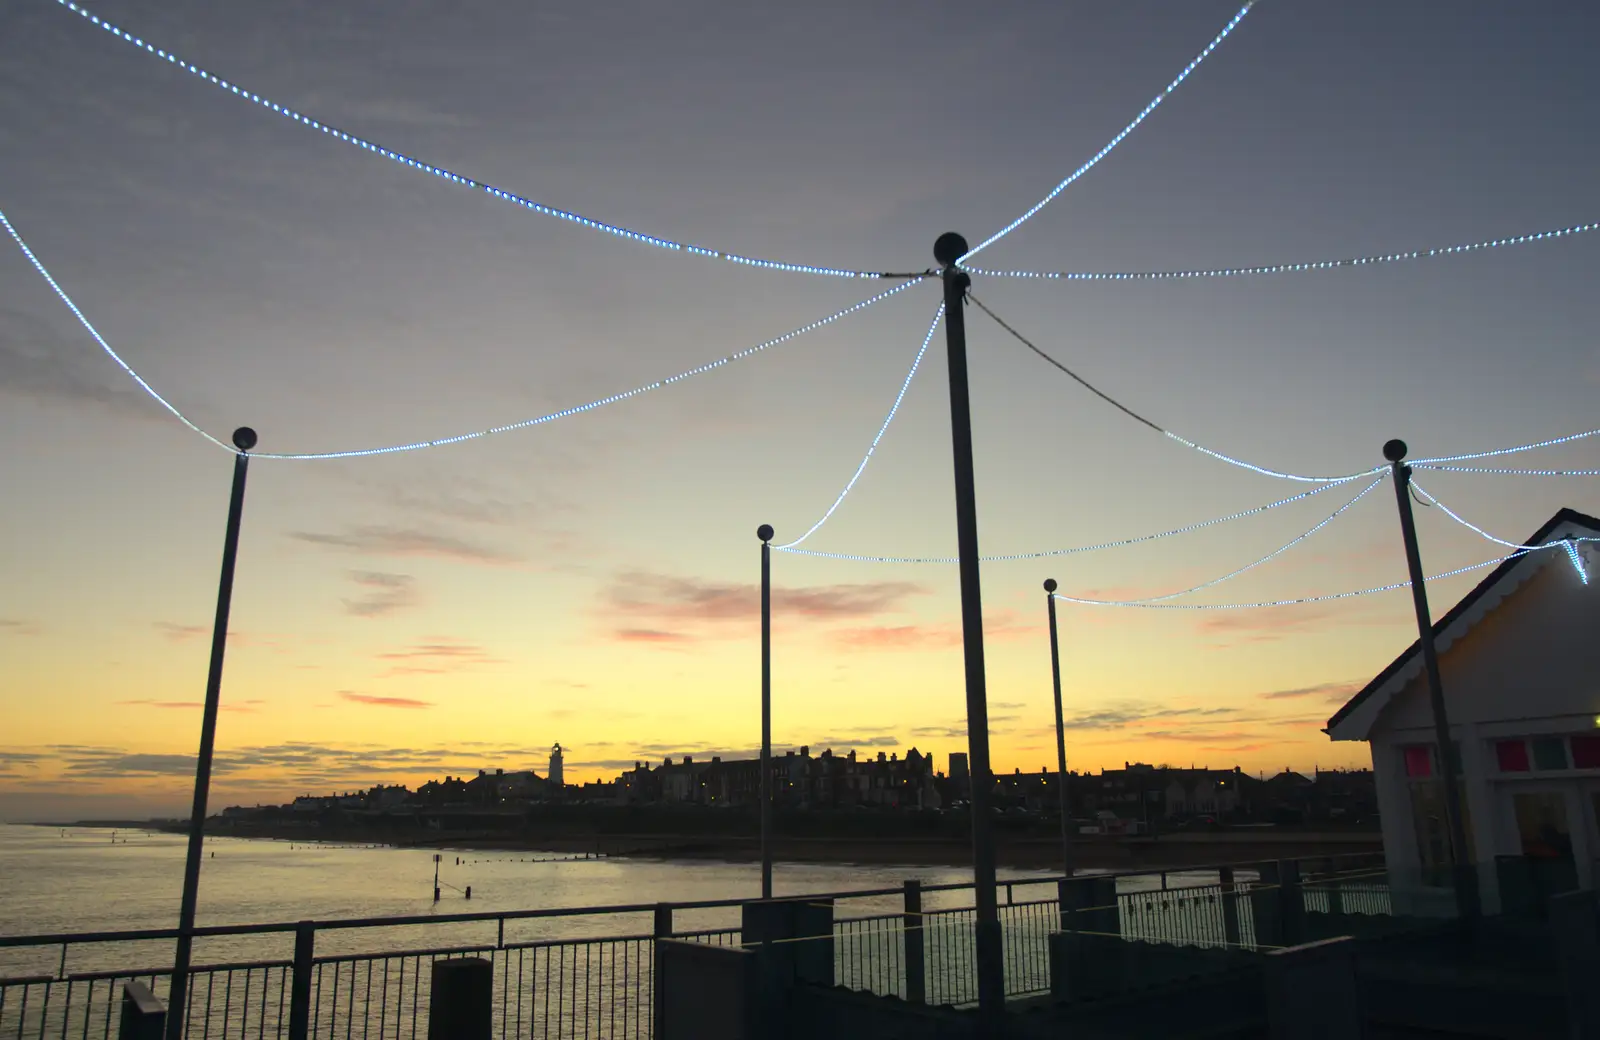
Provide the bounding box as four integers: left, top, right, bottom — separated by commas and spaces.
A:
3, 1, 1596, 823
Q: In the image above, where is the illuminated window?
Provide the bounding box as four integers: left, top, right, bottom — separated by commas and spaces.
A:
1403, 745, 1433, 778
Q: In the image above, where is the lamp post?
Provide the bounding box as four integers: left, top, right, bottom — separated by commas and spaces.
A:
757, 523, 774, 900
1383, 439, 1477, 920
168, 427, 257, 1039
934, 233, 1003, 1018
1043, 579, 1071, 877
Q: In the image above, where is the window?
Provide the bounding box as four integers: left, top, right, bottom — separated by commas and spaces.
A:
1571, 735, 1600, 769
1531, 737, 1569, 771
1403, 745, 1433, 778
1496, 740, 1531, 772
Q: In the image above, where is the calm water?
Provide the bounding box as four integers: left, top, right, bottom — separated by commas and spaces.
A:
0, 824, 1058, 975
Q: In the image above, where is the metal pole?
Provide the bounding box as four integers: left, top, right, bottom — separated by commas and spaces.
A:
1383, 439, 1477, 920
757, 523, 775, 900
934, 232, 1003, 1019
167, 427, 256, 1040
1044, 580, 1071, 878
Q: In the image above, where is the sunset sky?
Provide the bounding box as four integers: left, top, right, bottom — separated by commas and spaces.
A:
1, 1, 1596, 820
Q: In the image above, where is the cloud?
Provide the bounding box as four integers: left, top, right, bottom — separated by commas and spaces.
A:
0, 307, 167, 420
153, 621, 207, 642
374, 638, 502, 676
0, 618, 41, 636
342, 571, 418, 618
339, 691, 431, 709
1059, 704, 1242, 732
613, 628, 695, 645
605, 572, 925, 627
59, 751, 246, 778
1257, 679, 1363, 702
831, 610, 1037, 652
290, 526, 519, 564
117, 699, 262, 713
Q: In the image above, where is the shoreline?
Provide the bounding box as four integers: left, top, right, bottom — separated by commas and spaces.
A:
51, 822, 1379, 872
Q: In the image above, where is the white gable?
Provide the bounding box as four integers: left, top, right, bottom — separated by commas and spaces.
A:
1329, 523, 1598, 742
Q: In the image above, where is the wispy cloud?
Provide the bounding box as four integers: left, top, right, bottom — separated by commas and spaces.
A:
0, 618, 41, 636
831, 610, 1036, 652
291, 526, 519, 564
374, 638, 502, 676
117, 699, 263, 713
613, 628, 695, 645
1059, 704, 1242, 732
153, 621, 206, 642
342, 571, 418, 618
1257, 679, 1363, 702
339, 691, 432, 709
0, 307, 166, 421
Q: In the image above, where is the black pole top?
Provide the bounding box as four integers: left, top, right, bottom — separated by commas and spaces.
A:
1043, 578, 1058, 593
1382, 439, 1407, 463
756, 524, 774, 543
232, 427, 258, 452
933, 232, 969, 268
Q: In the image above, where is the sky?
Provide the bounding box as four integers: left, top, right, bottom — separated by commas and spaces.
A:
1, 1, 1596, 820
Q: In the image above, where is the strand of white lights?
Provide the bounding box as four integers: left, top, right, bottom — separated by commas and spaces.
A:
0, 199, 926, 458
49, 0, 911, 282
1412, 465, 1600, 476
959, 221, 1600, 280
1051, 551, 1540, 610
968, 293, 1385, 484
1090, 474, 1387, 604
0, 206, 237, 453
959, 1, 1256, 264
775, 477, 1359, 565
1413, 427, 1600, 466
776, 304, 943, 550
1409, 483, 1596, 584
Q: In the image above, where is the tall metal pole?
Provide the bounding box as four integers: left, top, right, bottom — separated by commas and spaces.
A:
934, 233, 1003, 1020
167, 427, 257, 1039
1383, 439, 1477, 920
1043, 579, 1071, 878
757, 523, 774, 900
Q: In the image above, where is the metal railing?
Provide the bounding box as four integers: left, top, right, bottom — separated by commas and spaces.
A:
0, 852, 1386, 1038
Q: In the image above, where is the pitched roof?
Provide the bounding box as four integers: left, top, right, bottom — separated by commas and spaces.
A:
1325, 507, 1599, 741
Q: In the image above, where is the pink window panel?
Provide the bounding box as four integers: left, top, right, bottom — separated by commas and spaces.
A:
1572, 735, 1600, 769
1403, 745, 1433, 778
1495, 740, 1530, 772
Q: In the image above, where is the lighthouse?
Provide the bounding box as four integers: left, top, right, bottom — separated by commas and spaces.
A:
549, 743, 565, 787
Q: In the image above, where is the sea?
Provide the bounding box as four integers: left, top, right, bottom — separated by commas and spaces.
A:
0, 824, 1243, 1037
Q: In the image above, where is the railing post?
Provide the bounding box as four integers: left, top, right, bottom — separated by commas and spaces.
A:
428, 958, 492, 1040
903, 880, 926, 1004
1278, 860, 1305, 946
1252, 862, 1284, 948
287, 922, 315, 1040
1219, 866, 1242, 948
119, 981, 166, 1040
1325, 858, 1345, 917
653, 904, 673, 939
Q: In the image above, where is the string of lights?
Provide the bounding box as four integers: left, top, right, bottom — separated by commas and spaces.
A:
968, 293, 1385, 484
48, 0, 920, 282
0, 206, 239, 454
1080, 474, 1387, 604
0, 200, 925, 459
1413, 464, 1600, 477
1052, 551, 1527, 611
1409, 483, 1595, 584
776, 304, 944, 550
958, 1, 1256, 264
958, 221, 1600, 281
774, 478, 1359, 565
1413, 427, 1600, 466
